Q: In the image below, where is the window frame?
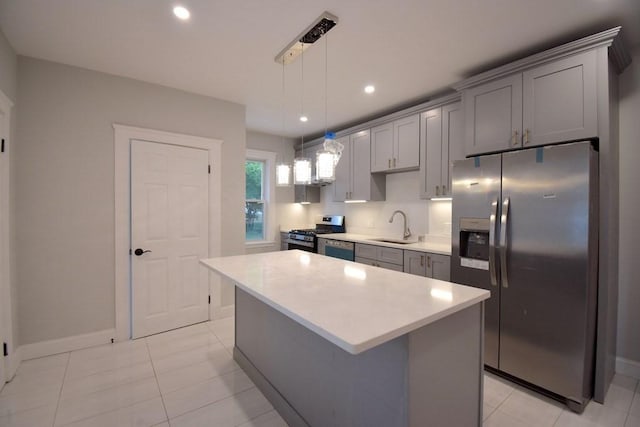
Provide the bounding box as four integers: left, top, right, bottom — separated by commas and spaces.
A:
245, 149, 276, 246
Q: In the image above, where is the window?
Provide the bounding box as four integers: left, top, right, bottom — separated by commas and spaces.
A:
246, 159, 265, 241
245, 149, 276, 244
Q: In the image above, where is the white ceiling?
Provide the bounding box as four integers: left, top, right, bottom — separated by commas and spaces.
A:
0, 0, 638, 139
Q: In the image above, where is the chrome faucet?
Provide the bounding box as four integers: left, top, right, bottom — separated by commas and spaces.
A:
389, 210, 412, 240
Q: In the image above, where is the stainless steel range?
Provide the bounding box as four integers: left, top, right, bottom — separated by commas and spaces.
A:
285, 215, 345, 252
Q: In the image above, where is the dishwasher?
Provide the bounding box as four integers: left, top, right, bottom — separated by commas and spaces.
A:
319, 239, 355, 261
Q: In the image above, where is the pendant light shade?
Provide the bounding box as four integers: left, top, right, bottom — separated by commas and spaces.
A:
293, 157, 312, 184
315, 150, 335, 182
276, 163, 291, 186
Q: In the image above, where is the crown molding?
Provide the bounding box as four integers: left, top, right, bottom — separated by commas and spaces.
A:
452, 27, 630, 91
298, 92, 461, 149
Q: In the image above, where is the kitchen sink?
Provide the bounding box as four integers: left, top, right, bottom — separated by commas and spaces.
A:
368, 238, 418, 245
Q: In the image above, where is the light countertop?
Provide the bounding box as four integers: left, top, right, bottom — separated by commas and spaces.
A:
201, 250, 488, 355
318, 233, 452, 255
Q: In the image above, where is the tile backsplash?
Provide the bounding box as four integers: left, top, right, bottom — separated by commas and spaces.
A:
279, 171, 452, 240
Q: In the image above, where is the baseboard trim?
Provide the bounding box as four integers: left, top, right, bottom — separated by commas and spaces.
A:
616, 356, 640, 380
5, 346, 21, 381
21, 329, 117, 361
212, 305, 235, 320
234, 347, 308, 427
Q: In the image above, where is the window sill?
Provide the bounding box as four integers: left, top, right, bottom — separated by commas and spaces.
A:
245, 240, 277, 249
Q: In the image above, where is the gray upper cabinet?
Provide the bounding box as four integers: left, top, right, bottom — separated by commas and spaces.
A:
333, 135, 350, 202
420, 101, 463, 199
463, 50, 597, 156
370, 123, 393, 172
333, 130, 385, 202
371, 114, 420, 173
464, 74, 523, 156
294, 185, 320, 203
522, 51, 597, 146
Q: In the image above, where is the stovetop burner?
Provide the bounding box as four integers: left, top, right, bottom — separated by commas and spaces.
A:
288, 215, 346, 238
289, 229, 316, 235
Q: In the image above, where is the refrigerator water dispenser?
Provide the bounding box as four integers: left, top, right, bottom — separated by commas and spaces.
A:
459, 218, 490, 270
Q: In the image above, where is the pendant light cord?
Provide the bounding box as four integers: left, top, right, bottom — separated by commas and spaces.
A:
281, 60, 285, 163
300, 42, 305, 156
324, 29, 328, 136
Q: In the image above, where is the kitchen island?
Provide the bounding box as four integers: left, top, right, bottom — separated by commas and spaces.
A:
200, 250, 489, 427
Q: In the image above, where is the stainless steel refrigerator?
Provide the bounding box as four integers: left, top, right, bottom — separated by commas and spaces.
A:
451, 141, 598, 412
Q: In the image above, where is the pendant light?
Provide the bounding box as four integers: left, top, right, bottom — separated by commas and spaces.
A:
315, 28, 337, 183
293, 43, 312, 185
276, 61, 292, 187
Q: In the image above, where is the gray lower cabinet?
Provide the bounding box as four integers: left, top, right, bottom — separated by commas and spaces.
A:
355, 243, 404, 271
280, 232, 289, 251
463, 50, 597, 156
404, 250, 451, 281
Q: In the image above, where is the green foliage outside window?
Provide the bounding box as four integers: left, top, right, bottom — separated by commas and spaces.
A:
246, 160, 265, 241
246, 160, 263, 200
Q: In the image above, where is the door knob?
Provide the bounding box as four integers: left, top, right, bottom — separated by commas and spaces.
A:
134, 248, 152, 256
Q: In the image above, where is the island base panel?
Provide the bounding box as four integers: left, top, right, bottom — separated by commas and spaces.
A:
233, 287, 483, 427
408, 302, 484, 426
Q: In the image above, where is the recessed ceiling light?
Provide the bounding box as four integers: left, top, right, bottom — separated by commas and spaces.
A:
299, 115, 308, 122
364, 85, 375, 94
173, 6, 190, 20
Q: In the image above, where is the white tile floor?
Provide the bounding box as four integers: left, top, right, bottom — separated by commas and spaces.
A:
0, 319, 638, 427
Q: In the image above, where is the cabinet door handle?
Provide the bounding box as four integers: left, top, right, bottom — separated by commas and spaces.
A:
427, 256, 431, 268
524, 129, 530, 145
393, 158, 396, 168
442, 185, 447, 195
420, 255, 424, 267
345, 191, 348, 200
436, 185, 440, 196
388, 159, 391, 168
512, 130, 519, 146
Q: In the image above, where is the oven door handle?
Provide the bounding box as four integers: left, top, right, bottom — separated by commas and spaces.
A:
284, 238, 314, 248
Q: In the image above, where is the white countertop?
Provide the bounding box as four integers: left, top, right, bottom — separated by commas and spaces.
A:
318, 233, 452, 255
201, 250, 488, 355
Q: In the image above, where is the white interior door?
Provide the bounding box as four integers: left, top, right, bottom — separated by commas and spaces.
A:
131, 140, 209, 338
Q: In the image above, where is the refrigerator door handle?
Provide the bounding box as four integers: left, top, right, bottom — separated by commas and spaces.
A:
489, 198, 499, 286
500, 197, 510, 288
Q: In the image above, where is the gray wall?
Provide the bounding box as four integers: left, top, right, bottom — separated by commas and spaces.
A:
15, 57, 246, 345
617, 46, 640, 364
245, 130, 296, 255
0, 29, 16, 101
0, 28, 19, 351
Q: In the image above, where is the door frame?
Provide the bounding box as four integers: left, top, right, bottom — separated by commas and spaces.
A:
114, 124, 222, 341
0, 89, 14, 383
0, 91, 14, 389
